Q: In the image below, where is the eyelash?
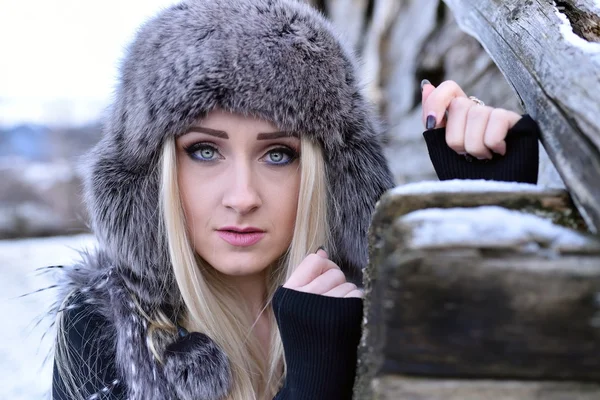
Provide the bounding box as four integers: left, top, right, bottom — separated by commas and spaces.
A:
183, 143, 299, 166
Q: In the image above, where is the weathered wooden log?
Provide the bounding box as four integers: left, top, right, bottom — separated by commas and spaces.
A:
442, 0, 600, 233
354, 182, 600, 399
370, 377, 600, 400
370, 180, 588, 236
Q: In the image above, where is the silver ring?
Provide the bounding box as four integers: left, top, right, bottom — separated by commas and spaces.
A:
469, 96, 485, 106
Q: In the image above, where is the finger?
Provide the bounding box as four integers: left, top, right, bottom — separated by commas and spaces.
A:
444, 97, 472, 154
315, 248, 328, 259
344, 289, 364, 299
323, 282, 358, 298
464, 105, 494, 159
299, 268, 346, 295
484, 109, 522, 156
283, 254, 338, 289
483, 108, 510, 155
421, 80, 436, 104
422, 80, 468, 130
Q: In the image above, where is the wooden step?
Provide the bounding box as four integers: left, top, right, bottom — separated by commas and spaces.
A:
355, 181, 600, 398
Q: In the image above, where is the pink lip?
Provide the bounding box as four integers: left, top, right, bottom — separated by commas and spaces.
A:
217, 227, 265, 247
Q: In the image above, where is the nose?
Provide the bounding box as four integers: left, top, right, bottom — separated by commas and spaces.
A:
222, 162, 262, 215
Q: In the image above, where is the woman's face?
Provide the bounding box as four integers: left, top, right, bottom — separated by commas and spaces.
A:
176, 109, 301, 278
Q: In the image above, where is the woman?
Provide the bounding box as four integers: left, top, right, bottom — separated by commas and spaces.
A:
50, 0, 540, 399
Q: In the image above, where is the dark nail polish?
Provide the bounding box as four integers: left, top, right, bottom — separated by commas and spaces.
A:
426, 115, 436, 130
177, 325, 189, 338
421, 79, 431, 91
316, 245, 327, 254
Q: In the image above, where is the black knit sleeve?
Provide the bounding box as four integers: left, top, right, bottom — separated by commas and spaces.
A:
52, 295, 125, 400
272, 287, 363, 400
423, 114, 540, 184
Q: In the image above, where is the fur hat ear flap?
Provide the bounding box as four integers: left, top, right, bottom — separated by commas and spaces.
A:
163, 327, 232, 400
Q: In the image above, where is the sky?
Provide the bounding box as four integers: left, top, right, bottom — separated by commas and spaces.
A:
0, 0, 180, 127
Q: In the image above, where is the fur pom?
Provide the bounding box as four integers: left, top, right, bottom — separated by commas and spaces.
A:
163, 332, 231, 400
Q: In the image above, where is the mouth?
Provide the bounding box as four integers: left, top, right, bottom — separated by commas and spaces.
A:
217, 227, 266, 247
219, 226, 265, 233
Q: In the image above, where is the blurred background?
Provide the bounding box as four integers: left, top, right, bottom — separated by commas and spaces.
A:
0, 0, 563, 399
1, 1, 184, 398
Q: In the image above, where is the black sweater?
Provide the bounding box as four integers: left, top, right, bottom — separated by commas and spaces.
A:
52, 115, 540, 400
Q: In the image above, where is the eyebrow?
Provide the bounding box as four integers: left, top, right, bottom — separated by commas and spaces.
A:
183, 126, 298, 140
184, 126, 228, 138
256, 131, 298, 140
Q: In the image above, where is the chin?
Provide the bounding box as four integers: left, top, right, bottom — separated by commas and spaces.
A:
219, 268, 262, 277
206, 254, 271, 277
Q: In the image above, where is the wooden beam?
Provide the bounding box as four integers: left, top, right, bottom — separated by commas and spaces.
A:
441, 0, 600, 233
370, 376, 600, 400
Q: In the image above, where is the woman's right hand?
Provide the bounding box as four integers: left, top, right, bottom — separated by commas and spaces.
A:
283, 249, 363, 298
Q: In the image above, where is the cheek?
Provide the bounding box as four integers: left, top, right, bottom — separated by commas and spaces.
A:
274, 172, 301, 236
177, 163, 218, 234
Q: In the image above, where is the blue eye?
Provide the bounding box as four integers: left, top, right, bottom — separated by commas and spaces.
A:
265, 147, 297, 165
185, 143, 220, 161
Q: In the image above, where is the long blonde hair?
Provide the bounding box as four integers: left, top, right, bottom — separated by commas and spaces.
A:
158, 135, 330, 399
52, 135, 329, 400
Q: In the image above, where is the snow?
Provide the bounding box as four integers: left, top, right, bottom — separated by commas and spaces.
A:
554, 5, 600, 54
400, 206, 599, 255
0, 234, 96, 400
389, 179, 545, 196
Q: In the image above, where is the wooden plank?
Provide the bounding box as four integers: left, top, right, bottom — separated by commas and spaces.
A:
440, 0, 600, 233
374, 248, 600, 379
372, 376, 600, 400
370, 181, 588, 240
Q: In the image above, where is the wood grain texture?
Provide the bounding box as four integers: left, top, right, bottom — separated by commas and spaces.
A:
442, 0, 600, 232
372, 376, 600, 400
374, 249, 600, 379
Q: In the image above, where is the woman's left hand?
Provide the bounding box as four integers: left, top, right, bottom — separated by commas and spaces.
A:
421, 79, 522, 160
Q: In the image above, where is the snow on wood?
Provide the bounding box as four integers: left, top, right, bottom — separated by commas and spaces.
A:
554, 5, 600, 53
399, 206, 600, 254
390, 179, 544, 196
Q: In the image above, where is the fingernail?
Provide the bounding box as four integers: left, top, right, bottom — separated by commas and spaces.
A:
426, 115, 436, 130
177, 325, 189, 338
421, 79, 431, 92
316, 245, 327, 254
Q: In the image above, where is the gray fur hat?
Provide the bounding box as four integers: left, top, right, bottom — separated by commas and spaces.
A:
86, 0, 393, 307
